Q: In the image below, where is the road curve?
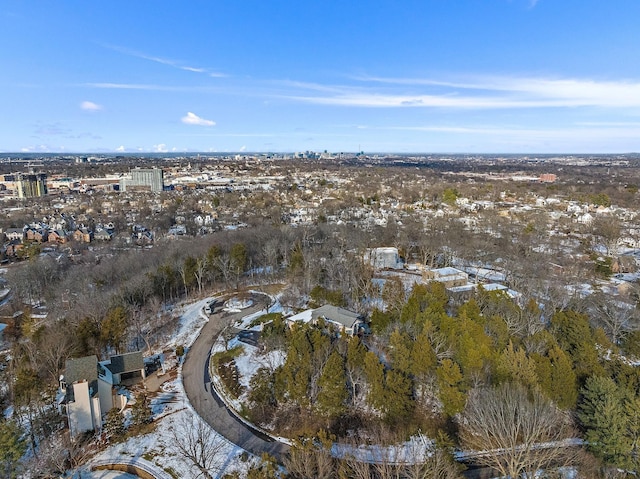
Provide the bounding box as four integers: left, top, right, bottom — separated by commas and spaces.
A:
182, 293, 289, 459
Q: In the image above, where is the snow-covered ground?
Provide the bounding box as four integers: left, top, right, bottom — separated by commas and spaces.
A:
211, 337, 286, 407
165, 297, 212, 351
223, 297, 254, 313
233, 297, 287, 330
209, 298, 288, 435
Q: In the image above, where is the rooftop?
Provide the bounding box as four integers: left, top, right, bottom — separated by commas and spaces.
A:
312, 304, 361, 329
64, 355, 98, 385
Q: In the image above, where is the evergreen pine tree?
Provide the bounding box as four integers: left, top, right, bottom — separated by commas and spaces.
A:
548, 345, 577, 408
496, 341, 538, 389
410, 329, 436, 379
578, 376, 632, 467
346, 336, 366, 369
388, 328, 412, 375
101, 306, 128, 353
625, 395, 640, 470
364, 351, 386, 411
383, 370, 414, 420
131, 392, 153, 428
531, 352, 553, 395
552, 311, 605, 382
436, 359, 466, 416
281, 326, 313, 406
0, 420, 27, 479
316, 350, 348, 418
103, 408, 125, 439
399, 283, 426, 323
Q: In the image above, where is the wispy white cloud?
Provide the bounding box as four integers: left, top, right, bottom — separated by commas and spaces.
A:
101, 44, 227, 77
287, 75, 640, 109
80, 100, 102, 111
287, 93, 560, 109
85, 82, 187, 91
178, 133, 274, 137
115, 145, 126, 152
181, 112, 216, 126
366, 123, 640, 142
181, 66, 206, 73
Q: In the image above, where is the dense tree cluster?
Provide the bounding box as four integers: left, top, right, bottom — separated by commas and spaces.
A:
244, 280, 640, 476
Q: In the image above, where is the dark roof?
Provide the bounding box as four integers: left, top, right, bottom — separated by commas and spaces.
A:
65, 355, 98, 384
107, 351, 144, 374
312, 304, 362, 328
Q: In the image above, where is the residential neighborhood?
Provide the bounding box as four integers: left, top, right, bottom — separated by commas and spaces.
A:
1, 153, 640, 478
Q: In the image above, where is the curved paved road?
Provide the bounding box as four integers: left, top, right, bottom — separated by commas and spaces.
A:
182, 294, 289, 459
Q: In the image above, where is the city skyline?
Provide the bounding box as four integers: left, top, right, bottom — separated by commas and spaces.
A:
2, 0, 640, 154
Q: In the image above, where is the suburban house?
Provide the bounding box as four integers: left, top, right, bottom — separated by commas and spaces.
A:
423, 267, 469, 288
4, 228, 24, 241
100, 351, 146, 386
73, 227, 93, 243
94, 228, 114, 241
25, 228, 48, 243
58, 351, 146, 438
365, 247, 404, 270
5, 240, 23, 257
612, 256, 638, 274
58, 356, 103, 438
287, 304, 368, 336
47, 229, 70, 244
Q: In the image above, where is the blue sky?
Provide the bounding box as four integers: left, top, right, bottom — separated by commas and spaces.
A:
2, 0, 640, 154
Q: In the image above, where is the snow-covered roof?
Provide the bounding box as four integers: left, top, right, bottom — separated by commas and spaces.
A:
431, 267, 465, 277
287, 309, 314, 324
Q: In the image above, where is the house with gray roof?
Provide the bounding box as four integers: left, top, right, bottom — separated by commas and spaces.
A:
59, 351, 146, 438
59, 356, 102, 438
287, 304, 368, 336
102, 351, 145, 386
312, 304, 367, 336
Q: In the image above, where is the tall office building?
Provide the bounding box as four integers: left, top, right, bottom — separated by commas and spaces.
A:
120, 168, 164, 192
17, 173, 48, 198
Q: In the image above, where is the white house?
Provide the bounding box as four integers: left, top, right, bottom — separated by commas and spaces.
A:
59, 352, 146, 438
365, 247, 403, 270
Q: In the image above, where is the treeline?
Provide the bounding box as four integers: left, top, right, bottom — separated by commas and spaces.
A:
1, 223, 377, 416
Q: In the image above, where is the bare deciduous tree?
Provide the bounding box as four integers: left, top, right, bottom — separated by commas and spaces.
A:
401, 437, 463, 479
586, 292, 637, 345
169, 414, 230, 479
458, 383, 578, 479
194, 257, 209, 295
284, 434, 335, 479
591, 214, 622, 256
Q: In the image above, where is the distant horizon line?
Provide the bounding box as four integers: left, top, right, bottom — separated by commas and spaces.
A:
1, 151, 638, 157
